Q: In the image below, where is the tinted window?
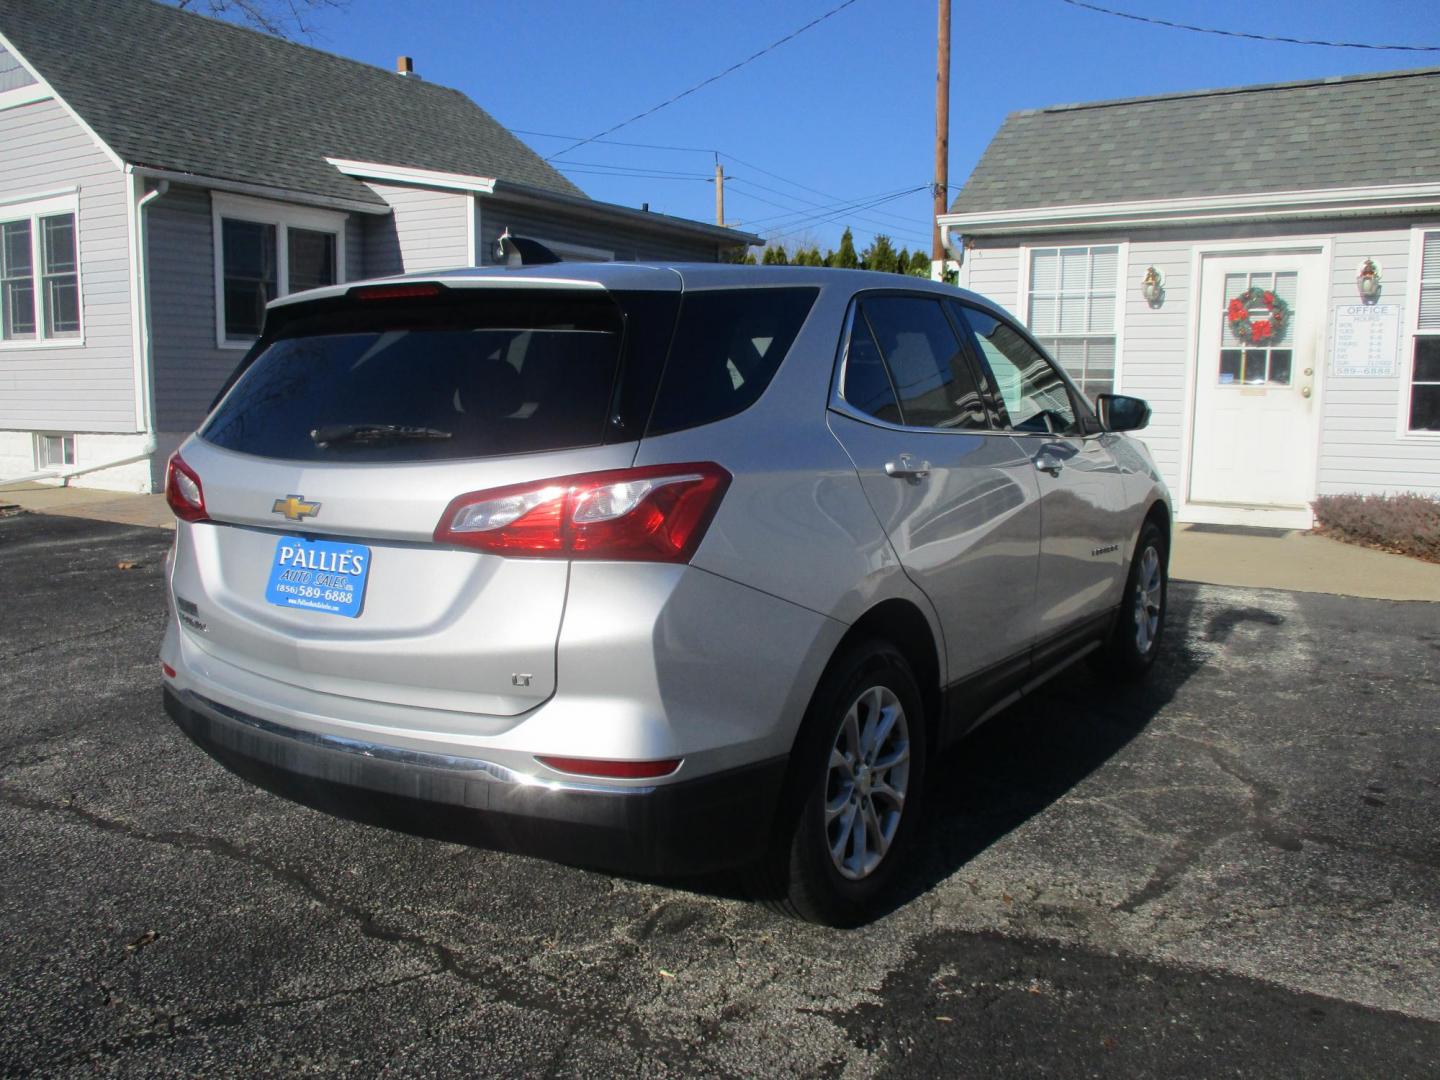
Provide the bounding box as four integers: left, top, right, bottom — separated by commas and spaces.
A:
646, 288, 817, 436
203, 290, 627, 462
840, 313, 901, 424
957, 305, 1079, 435
860, 296, 987, 430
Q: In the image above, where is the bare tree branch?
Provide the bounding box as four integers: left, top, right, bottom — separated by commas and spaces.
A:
168, 0, 346, 40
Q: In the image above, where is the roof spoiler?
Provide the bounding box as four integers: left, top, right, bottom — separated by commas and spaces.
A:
494, 229, 562, 268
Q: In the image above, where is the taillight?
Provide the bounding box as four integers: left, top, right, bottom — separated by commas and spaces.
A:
165, 453, 208, 523
536, 755, 682, 780
434, 462, 731, 563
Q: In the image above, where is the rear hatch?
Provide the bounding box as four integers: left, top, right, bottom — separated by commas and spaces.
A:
170, 281, 678, 727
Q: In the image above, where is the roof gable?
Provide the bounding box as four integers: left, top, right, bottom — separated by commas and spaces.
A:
0, 0, 584, 207
951, 68, 1440, 216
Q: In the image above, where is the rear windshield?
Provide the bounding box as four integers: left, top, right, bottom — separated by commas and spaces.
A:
202, 290, 631, 463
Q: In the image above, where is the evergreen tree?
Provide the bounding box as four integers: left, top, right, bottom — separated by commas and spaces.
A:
861, 234, 899, 275
832, 228, 859, 270
907, 250, 932, 277
761, 244, 790, 265
794, 246, 824, 267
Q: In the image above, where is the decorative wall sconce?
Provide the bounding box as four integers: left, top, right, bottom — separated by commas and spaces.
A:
1356, 259, 1382, 302
1141, 266, 1165, 307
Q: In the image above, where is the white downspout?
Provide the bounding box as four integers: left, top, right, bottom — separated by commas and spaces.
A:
132, 176, 169, 451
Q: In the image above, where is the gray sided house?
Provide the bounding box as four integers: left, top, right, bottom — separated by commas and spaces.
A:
0, 0, 756, 493
940, 68, 1440, 529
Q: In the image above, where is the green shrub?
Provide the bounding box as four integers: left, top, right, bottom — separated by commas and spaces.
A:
1312, 492, 1440, 562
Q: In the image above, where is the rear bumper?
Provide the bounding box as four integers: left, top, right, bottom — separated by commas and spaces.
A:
163, 685, 787, 877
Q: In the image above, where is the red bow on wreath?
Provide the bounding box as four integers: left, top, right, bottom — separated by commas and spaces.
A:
1227, 287, 1290, 346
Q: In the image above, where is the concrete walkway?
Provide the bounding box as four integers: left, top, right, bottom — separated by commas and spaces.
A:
3, 483, 1437, 601
1171, 522, 1440, 602
0, 482, 173, 531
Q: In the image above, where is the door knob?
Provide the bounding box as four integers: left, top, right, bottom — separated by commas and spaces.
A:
1034, 454, 1064, 476
885, 454, 931, 482
1301, 386, 1312, 398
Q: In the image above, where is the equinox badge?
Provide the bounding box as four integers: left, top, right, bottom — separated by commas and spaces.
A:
272, 494, 321, 522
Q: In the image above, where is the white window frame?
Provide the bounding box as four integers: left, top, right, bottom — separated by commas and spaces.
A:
1018, 242, 1126, 399
211, 192, 347, 349
0, 191, 82, 350
1401, 223, 1440, 440
34, 432, 75, 469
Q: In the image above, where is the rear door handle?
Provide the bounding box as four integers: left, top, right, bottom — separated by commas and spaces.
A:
885, 454, 931, 482
1034, 453, 1064, 477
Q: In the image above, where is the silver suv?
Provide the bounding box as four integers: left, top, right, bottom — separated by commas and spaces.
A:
161, 264, 1170, 924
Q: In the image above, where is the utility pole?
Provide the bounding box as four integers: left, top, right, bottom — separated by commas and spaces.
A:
715, 161, 725, 227
932, 0, 951, 277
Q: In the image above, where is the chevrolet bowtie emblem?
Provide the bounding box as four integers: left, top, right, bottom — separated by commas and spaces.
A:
272, 495, 321, 521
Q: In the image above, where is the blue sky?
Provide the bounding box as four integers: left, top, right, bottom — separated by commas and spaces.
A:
274, 0, 1438, 253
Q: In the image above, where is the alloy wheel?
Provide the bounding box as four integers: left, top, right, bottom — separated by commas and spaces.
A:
824, 685, 911, 881
1133, 544, 1163, 655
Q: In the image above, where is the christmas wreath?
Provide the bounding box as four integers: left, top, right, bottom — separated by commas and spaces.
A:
1227, 287, 1290, 345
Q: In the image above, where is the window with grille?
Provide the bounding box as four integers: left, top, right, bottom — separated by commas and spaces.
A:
1, 198, 79, 342
1412, 230, 1440, 432
1026, 245, 1118, 400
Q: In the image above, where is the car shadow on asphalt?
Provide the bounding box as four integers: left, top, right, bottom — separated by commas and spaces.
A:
669, 581, 1213, 917
874, 581, 1209, 922
232, 584, 1211, 925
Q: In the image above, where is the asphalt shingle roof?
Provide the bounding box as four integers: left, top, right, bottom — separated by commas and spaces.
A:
0, 0, 585, 207
950, 68, 1440, 215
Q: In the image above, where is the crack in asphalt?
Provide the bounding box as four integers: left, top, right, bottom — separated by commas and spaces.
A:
0, 783, 744, 1069
0, 618, 153, 664
1115, 734, 1302, 914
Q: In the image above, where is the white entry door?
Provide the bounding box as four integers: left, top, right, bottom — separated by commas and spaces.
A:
1189, 252, 1325, 513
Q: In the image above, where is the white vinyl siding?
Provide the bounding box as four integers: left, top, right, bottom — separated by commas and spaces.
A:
0, 96, 134, 433
1026, 245, 1119, 398
361, 182, 471, 276
0, 44, 37, 94
476, 194, 725, 265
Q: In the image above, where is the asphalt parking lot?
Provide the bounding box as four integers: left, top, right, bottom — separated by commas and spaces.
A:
2, 511, 1437, 1077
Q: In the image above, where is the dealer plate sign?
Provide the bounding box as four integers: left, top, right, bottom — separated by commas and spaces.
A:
265, 535, 370, 618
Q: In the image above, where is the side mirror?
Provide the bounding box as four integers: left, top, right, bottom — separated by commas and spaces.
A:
1095, 393, 1151, 432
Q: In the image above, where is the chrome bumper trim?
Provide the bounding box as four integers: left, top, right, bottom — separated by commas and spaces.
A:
179, 689, 658, 797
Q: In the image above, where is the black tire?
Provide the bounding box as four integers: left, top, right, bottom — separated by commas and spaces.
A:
751, 639, 928, 926
1092, 518, 1168, 681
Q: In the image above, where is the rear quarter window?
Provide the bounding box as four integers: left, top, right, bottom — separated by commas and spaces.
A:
645, 287, 817, 436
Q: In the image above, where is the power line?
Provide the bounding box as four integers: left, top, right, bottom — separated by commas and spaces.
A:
517, 124, 933, 238
748, 186, 931, 237
555, 167, 712, 183
738, 185, 927, 229
727, 175, 932, 232
514, 129, 718, 155
546, 0, 866, 159
1060, 0, 1440, 51
725, 179, 931, 244
552, 159, 714, 179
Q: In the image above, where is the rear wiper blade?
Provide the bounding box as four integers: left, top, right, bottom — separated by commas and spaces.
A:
311, 423, 453, 448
